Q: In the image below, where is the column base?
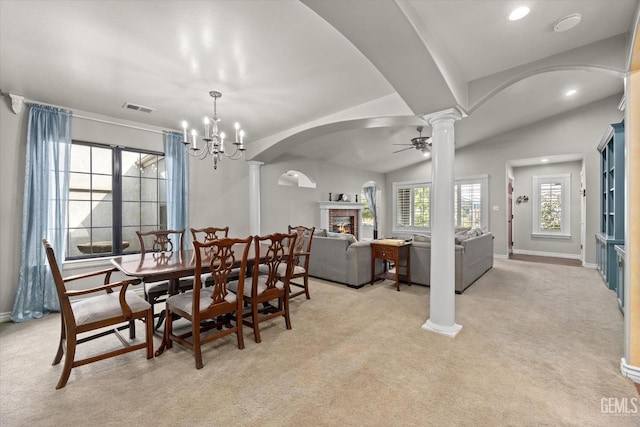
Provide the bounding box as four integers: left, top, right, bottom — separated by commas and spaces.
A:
620, 358, 640, 383
422, 319, 462, 337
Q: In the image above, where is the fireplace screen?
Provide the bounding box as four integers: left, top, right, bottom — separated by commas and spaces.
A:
331, 216, 354, 235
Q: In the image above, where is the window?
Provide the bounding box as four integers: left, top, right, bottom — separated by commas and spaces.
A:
393, 175, 488, 234
361, 192, 374, 226
67, 141, 166, 259
454, 178, 487, 229
532, 174, 570, 238
393, 182, 431, 232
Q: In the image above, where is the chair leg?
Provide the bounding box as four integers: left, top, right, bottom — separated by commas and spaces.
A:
284, 294, 292, 330
193, 320, 203, 369
129, 320, 136, 339
56, 336, 76, 389
52, 315, 65, 366
236, 308, 245, 350
165, 307, 173, 350
252, 301, 261, 344
304, 276, 310, 299
144, 310, 154, 359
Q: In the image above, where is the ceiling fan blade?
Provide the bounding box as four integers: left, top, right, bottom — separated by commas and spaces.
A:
393, 147, 414, 154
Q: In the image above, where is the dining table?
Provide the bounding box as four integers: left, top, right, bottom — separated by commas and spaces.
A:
110, 242, 273, 356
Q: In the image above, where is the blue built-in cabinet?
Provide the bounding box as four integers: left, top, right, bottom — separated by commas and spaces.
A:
595, 121, 624, 308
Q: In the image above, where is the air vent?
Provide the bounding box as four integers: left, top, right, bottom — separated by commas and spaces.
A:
122, 102, 155, 113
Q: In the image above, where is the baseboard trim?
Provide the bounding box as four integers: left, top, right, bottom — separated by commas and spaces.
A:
0, 312, 11, 323
621, 358, 640, 383
493, 253, 509, 259
512, 249, 581, 260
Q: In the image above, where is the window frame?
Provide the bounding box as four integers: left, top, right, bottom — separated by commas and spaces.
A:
392, 175, 488, 235
532, 173, 571, 238
66, 140, 166, 260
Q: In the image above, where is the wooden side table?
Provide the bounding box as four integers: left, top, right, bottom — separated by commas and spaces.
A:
370, 240, 411, 291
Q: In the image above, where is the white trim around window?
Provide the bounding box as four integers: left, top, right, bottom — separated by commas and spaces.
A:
392, 174, 488, 235
532, 173, 571, 238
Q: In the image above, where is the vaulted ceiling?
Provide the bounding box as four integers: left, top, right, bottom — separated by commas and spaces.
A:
1, 0, 636, 173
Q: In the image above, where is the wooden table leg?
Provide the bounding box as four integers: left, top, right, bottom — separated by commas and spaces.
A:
154, 278, 179, 357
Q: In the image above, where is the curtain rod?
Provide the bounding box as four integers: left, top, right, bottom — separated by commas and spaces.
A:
4, 92, 179, 135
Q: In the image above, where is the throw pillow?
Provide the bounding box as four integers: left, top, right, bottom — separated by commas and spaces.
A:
455, 231, 468, 244
314, 229, 328, 237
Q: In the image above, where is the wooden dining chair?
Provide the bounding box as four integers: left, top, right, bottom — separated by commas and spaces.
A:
190, 226, 234, 285
42, 239, 154, 389
283, 225, 315, 299
230, 233, 297, 343
190, 226, 229, 243
136, 229, 192, 330
165, 236, 252, 369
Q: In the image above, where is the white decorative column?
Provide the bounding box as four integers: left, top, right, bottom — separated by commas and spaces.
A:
422, 108, 463, 337
248, 161, 263, 235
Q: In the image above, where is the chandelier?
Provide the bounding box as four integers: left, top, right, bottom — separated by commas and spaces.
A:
181, 91, 245, 169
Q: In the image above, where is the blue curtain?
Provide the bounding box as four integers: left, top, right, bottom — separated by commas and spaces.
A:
364, 185, 378, 237
164, 131, 189, 246
12, 105, 71, 322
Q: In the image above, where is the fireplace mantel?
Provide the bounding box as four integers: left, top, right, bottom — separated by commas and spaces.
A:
318, 202, 364, 210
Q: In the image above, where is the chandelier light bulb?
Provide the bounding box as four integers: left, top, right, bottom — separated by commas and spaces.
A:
181, 120, 188, 143
220, 132, 226, 153
190, 129, 197, 149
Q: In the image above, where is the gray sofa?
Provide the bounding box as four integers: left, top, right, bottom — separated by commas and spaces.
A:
398, 231, 494, 293
308, 233, 384, 288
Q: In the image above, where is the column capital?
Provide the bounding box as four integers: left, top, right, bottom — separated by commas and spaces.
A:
422, 107, 464, 126
247, 160, 264, 168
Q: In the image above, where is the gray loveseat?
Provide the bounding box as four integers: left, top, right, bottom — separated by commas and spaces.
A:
398, 231, 494, 293
308, 232, 384, 288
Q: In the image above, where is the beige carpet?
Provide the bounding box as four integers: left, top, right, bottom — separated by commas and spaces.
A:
1, 259, 637, 426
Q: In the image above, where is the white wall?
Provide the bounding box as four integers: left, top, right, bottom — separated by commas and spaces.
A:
512, 160, 583, 257
384, 95, 624, 262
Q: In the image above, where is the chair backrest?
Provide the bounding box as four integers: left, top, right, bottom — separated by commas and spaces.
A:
192, 236, 252, 311
287, 225, 315, 268
190, 226, 229, 243
254, 233, 297, 293
136, 229, 185, 255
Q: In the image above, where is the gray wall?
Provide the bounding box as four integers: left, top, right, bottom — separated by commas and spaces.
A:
512, 160, 583, 257
260, 154, 386, 235
385, 95, 623, 263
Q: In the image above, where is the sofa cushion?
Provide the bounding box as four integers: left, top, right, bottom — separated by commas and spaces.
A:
314, 229, 328, 237
413, 233, 430, 242
327, 232, 357, 245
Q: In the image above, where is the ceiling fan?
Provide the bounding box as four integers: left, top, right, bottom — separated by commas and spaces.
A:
393, 126, 432, 156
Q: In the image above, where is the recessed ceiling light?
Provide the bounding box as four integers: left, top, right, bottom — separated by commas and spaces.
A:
565, 89, 577, 97
541, 158, 549, 163
509, 6, 530, 21
553, 13, 581, 32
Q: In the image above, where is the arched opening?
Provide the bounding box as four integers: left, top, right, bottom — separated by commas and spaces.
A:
277, 170, 316, 188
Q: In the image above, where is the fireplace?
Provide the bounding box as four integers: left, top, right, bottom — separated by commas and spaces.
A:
319, 202, 363, 240
331, 215, 354, 235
